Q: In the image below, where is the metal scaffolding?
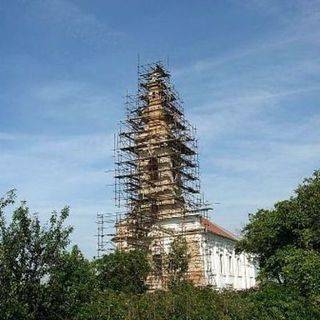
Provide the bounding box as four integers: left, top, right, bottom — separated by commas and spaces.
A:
112, 62, 211, 249
97, 61, 213, 289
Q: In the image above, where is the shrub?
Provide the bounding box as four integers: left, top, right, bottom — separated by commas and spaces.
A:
95, 249, 150, 294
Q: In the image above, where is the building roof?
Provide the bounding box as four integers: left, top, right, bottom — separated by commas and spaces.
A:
200, 217, 238, 241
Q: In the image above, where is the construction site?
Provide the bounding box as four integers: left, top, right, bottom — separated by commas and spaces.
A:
97, 62, 256, 290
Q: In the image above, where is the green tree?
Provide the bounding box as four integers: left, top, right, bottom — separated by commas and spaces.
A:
166, 236, 190, 288
95, 249, 150, 294
237, 170, 320, 297
0, 190, 77, 319
277, 247, 320, 298
44, 245, 96, 320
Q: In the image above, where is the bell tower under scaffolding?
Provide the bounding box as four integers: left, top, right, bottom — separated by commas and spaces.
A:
111, 62, 213, 288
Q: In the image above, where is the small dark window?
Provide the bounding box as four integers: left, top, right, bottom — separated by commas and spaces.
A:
150, 201, 158, 218
148, 157, 159, 181
172, 158, 181, 181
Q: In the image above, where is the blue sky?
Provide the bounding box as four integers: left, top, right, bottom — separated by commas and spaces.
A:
1, 0, 319, 257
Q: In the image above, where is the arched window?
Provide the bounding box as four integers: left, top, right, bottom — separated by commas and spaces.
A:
237, 258, 240, 276
228, 256, 232, 274
219, 254, 223, 274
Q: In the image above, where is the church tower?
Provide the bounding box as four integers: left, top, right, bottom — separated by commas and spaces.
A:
114, 63, 203, 248
113, 62, 256, 290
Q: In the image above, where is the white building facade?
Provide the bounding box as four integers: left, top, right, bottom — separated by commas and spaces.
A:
149, 214, 256, 290
202, 231, 256, 289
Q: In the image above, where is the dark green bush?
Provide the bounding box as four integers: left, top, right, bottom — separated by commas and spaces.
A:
94, 249, 151, 293
77, 283, 320, 320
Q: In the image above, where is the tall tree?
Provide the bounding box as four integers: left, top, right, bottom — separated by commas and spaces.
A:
0, 190, 74, 319
45, 245, 95, 320
237, 170, 320, 297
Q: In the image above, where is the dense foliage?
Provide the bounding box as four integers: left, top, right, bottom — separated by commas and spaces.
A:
95, 249, 150, 293
0, 190, 73, 320
1, 170, 320, 320
237, 170, 320, 299
78, 284, 320, 320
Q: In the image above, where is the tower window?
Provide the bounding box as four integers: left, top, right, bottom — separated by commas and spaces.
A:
148, 157, 159, 181
150, 202, 158, 218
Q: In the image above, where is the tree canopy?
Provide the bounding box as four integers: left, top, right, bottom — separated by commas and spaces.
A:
0, 190, 74, 319
95, 249, 150, 294
237, 170, 320, 298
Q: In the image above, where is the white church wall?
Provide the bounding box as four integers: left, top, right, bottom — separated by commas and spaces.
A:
202, 233, 256, 290
152, 216, 257, 290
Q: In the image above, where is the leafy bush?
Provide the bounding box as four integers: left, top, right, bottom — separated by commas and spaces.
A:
94, 249, 151, 293
78, 283, 320, 320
